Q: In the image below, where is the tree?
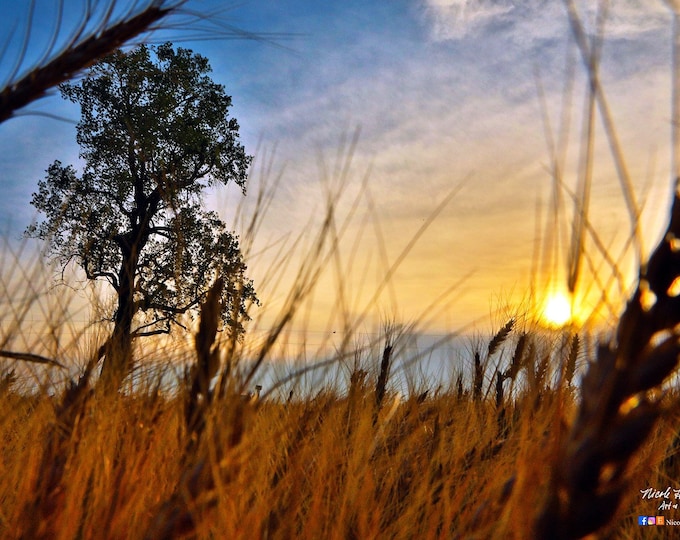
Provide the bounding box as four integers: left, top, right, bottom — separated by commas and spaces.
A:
26, 43, 257, 388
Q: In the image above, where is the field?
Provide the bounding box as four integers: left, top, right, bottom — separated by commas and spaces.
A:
0, 315, 679, 539
1, 174, 680, 539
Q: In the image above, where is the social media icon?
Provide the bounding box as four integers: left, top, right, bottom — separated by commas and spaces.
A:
648, 517, 656, 525
657, 516, 665, 526
639, 516, 648, 526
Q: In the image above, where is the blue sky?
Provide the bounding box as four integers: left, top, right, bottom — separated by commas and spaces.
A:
0, 0, 677, 336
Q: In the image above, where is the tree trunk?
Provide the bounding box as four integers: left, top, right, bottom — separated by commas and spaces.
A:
100, 242, 138, 390
99, 174, 158, 390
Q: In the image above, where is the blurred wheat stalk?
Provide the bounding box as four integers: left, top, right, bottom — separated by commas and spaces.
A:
534, 1, 680, 538
0, 0, 186, 123
0, 0, 293, 124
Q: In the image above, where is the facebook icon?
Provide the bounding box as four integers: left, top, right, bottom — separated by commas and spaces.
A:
639, 516, 648, 526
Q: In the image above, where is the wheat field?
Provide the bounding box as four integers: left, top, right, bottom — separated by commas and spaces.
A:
1, 169, 680, 539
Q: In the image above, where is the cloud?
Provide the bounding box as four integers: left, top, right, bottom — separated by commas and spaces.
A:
3, 1, 675, 331
422, 0, 514, 39
422, 0, 671, 43
226, 0, 675, 327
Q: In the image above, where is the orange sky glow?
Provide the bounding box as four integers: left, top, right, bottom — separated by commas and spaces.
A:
1, 1, 678, 363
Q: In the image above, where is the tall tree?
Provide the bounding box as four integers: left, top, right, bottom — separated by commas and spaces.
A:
26, 43, 257, 388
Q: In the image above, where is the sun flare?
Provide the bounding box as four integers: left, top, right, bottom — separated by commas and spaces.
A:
543, 292, 572, 327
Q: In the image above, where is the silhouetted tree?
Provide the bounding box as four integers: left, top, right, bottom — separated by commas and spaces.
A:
26, 43, 257, 388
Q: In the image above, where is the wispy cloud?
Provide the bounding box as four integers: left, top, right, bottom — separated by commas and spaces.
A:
1, 0, 676, 330
422, 0, 515, 40
422, 0, 671, 43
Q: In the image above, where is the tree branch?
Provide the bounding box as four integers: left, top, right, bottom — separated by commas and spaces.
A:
79, 185, 133, 218
81, 252, 119, 290
147, 226, 176, 237
132, 313, 187, 337
145, 297, 201, 314
133, 328, 171, 338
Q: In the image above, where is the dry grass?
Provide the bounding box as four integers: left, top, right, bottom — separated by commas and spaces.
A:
0, 273, 679, 539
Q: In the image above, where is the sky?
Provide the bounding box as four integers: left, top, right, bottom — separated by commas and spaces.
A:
0, 0, 678, 350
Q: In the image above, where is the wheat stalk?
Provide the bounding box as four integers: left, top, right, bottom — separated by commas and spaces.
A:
536, 183, 680, 539
0, 1, 186, 124
488, 318, 514, 358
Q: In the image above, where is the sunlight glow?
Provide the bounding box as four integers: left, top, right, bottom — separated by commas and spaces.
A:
543, 292, 572, 327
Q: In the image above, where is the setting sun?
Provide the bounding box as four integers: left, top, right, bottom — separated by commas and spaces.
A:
543, 292, 572, 327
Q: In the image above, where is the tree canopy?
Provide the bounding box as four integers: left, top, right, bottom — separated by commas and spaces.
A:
26, 43, 257, 386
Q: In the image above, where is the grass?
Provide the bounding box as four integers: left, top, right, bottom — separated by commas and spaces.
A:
0, 317, 678, 539
1, 209, 679, 539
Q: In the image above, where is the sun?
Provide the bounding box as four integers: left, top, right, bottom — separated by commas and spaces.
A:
543, 292, 572, 327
